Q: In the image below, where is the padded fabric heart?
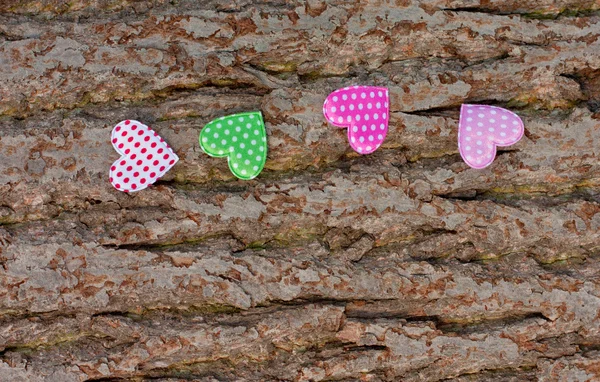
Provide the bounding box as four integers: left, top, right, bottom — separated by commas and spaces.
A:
458, 104, 524, 169
323, 86, 389, 154
109, 120, 179, 192
199, 112, 267, 180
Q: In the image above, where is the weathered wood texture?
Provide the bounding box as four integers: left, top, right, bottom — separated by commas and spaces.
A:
1, 0, 600, 381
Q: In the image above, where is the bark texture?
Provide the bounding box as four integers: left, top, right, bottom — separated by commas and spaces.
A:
1, 0, 600, 381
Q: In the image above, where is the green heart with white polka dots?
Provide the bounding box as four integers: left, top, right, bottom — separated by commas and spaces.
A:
199, 111, 268, 180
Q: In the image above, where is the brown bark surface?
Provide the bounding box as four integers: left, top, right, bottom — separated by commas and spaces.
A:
1, 0, 600, 381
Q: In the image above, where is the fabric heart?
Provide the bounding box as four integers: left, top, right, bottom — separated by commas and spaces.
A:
109, 120, 179, 192
323, 86, 389, 154
199, 111, 267, 180
458, 104, 524, 169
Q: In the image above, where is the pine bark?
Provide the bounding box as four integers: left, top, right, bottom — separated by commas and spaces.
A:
1, 0, 600, 381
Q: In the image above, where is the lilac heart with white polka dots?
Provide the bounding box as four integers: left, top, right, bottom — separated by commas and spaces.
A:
458, 104, 524, 169
323, 86, 389, 155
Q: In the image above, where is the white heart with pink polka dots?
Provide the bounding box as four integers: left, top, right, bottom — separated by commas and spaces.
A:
109, 120, 178, 192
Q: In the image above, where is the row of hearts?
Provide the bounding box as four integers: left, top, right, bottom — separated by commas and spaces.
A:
110, 86, 525, 193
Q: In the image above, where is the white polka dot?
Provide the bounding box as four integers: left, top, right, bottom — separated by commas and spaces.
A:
370, 92, 375, 98
513, 120, 519, 125
241, 169, 247, 175
248, 149, 253, 155
368, 135, 374, 141
378, 91, 383, 97
236, 126, 241, 132
477, 140, 483, 145
477, 122, 483, 127
364, 114, 370, 121
221, 139, 227, 145
342, 94, 348, 101
502, 115, 508, 120
244, 159, 250, 165
358, 104, 364, 110
347, 116, 352, 122
240, 143, 246, 149
333, 96, 338, 102
340, 105, 345, 112
489, 128, 494, 132
359, 136, 365, 143
380, 124, 385, 130
467, 109, 473, 114
351, 137, 356, 143
489, 119, 495, 123
378, 134, 383, 140
206, 128, 211, 133
465, 146, 471, 151
478, 113, 484, 118
233, 163, 238, 168
202, 137, 207, 143
366, 146, 372, 151
232, 136, 238, 142
243, 133, 249, 139
338, 117, 343, 123
246, 123, 252, 129
351, 93, 357, 100
362, 125, 367, 132
376, 102, 381, 108
382, 114, 387, 120
218, 150, 223, 155
213, 132, 219, 138
361, 93, 366, 99
501, 132, 506, 137
249, 114, 255, 119
259, 146, 264, 152
371, 124, 376, 131
253, 166, 258, 171
512, 129, 519, 133
355, 115, 360, 121
477, 131, 482, 136
353, 126, 358, 132
349, 104, 355, 111
367, 103, 372, 109
466, 137, 471, 141
501, 124, 507, 128
256, 156, 261, 161
491, 110, 497, 115
251, 140, 256, 145
374, 113, 379, 120
225, 130, 230, 135
217, 123, 222, 128
466, 126, 472, 131
227, 120, 233, 125
229, 147, 234, 152
210, 143, 216, 148
357, 147, 363, 152
467, 117, 473, 122
477, 150, 482, 155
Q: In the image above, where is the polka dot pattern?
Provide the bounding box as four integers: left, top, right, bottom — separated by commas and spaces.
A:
199, 111, 267, 180
109, 120, 179, 192
458, 104, 524, 169
323, 86, 389, 155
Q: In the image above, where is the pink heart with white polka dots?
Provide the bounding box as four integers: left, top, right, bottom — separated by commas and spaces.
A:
323, 86, 389, 155
458, 105, 524, 169
109, 120, 179, 192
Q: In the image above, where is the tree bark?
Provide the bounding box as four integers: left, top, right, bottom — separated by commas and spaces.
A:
1, 0, 600, 381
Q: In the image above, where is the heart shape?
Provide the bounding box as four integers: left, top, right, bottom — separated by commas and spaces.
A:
109, 120, 179, 192
199, 111, 267, 180
458, 105, 524, 169
323, 86, 389, 154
